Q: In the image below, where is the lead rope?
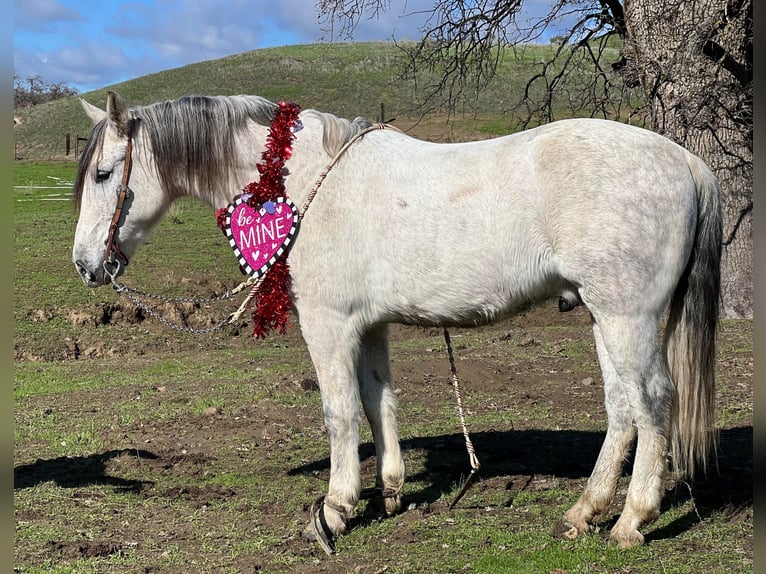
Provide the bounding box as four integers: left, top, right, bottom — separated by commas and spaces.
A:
444, 328, 482, 509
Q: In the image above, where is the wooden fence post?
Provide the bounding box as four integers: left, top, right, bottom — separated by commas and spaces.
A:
75, 135, 88, 159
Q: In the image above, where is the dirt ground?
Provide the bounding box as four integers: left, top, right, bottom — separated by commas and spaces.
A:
14, 297, 753, 572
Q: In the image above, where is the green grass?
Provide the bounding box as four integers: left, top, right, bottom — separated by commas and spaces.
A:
473, 533, 640, 574
15, 362, 136, 398
13, 161, 78, 186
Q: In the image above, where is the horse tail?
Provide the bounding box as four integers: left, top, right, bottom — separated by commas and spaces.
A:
663, 152, 722, 479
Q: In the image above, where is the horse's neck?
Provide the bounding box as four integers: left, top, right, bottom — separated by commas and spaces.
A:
281, 117, 334, 208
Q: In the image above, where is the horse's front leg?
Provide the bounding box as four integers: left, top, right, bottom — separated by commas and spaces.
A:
299, 309, 364, 554
358, 324, 405, 517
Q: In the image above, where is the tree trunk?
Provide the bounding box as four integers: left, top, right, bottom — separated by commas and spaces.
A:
621, 0, 752, 318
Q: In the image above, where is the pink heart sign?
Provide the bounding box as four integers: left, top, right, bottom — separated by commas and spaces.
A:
224, 196, 299, 279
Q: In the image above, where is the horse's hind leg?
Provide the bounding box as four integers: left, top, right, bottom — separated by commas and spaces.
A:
606, 317, 673, 547
358, 324, 405, 516
555, 319, 636, 539
557, 315, 672, 547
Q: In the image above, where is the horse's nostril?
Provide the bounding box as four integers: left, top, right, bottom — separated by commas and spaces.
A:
75, 260, 95, 283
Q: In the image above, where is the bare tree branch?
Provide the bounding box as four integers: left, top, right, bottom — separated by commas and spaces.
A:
316, 0, 394, 39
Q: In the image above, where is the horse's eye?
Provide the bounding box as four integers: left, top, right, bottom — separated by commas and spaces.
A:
95, 170, 112, 183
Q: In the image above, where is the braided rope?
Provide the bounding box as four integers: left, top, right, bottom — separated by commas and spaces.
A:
444, 328, 481, 473
299, 123, 400, 219
443, 328, 482, 510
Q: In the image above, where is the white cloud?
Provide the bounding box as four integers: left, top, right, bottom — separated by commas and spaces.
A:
14, 41, 142, 87
107, 0, 304, 59
14, 0, 83, 32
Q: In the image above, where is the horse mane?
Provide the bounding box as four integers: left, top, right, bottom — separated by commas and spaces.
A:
302, 109, 373, 157
73, 119, 107, 209
136, 95, 280, 204
74, 95, 372, 208
74, 95, 279, 207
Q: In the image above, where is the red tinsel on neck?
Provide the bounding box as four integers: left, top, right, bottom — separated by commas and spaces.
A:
216, 100, 302, 339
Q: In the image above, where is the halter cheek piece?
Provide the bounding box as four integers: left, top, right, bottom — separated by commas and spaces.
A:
103, 136, 133, 280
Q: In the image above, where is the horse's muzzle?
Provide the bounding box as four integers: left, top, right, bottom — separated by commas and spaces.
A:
75, 260, 110, 287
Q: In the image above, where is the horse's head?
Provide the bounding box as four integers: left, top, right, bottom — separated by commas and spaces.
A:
71, 91, 370, 288
73, 91, 166, 287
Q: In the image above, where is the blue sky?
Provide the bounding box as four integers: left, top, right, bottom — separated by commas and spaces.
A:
14, 0, 564, 94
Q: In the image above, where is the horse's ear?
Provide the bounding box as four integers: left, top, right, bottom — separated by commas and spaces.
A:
106, 91, 129, 136
80, 98, 106, 125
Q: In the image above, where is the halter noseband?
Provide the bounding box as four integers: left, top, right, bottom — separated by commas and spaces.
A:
103, 136, 133, 279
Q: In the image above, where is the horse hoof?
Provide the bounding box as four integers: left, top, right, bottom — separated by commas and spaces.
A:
301, 524, 336, 556
553, 519, 588, 540
363, 490, 402, 518
609, 524, 645, 548
306, 495, 344, 555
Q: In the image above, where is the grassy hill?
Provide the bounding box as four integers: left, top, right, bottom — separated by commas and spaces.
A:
13, 41, 624, 161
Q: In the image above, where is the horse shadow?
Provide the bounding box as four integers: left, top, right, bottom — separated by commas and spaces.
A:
14, 448, 157, 492
14, 428, 751, 543
289, 425, 752, 541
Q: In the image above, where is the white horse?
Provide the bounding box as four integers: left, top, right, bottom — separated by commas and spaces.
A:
73, 91, 721, 552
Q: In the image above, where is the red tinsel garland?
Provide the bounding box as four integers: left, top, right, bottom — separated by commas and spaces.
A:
216, 100, 302, 339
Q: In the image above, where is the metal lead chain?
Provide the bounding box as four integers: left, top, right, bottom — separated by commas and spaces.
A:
110, 277, 255, 305
109, 277, 259, 335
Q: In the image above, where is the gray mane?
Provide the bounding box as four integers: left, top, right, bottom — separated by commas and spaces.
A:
74, 95, 372, 207
74, 119, 108, 208
134, 95, 280, 203
302, 109, 373, 157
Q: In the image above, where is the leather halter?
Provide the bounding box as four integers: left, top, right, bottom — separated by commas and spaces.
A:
103, 136, 133, 278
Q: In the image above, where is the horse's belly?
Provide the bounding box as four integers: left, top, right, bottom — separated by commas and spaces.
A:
376, 259, 566, 328
290, 217, 565, 328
